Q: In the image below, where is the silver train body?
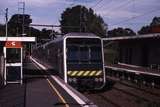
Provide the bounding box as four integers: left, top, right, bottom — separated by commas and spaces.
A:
32, 33, 106, 90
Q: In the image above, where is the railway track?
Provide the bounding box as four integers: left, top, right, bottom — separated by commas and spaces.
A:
108, 76, 160, 96
84, 78, 160, 107
112, 82, 160, 106
84, 92, 122, 107
117, 80, 160, 96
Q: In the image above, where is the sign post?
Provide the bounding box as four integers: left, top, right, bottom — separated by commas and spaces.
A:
0, 36, 35, 85
4, 41, 23, 85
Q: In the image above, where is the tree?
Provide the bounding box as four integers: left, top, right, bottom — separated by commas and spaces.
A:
138, 25, 151, 34
8, 14, 32, 36
60, 5, 107, 38
138, 16, 160, 34
150, 17, 160, 27
0, 24, 5, 36
108, 27, 136, 37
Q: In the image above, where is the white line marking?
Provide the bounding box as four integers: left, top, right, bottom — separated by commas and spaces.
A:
30, 56, 89, 107
30, 57, 47, 70
105, 65, 160, 77
118, 62, 141, 68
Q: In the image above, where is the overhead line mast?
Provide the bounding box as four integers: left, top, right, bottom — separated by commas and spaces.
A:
18, 2, 25, 35
5, 8, 8, 37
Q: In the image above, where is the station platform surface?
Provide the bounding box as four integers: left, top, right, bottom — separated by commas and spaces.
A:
0, 58, 93, 107
105, 63, 160, 77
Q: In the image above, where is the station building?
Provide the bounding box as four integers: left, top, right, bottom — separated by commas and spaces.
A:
104, 33, 160, 70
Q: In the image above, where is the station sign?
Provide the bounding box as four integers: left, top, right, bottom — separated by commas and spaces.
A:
5, 41, 22, 48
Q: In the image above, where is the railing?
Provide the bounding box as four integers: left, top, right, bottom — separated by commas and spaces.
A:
150, 64, 160, 72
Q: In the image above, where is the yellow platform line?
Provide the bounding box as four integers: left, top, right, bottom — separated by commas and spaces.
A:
46, 78, 69, 107
33, 61, 69, 107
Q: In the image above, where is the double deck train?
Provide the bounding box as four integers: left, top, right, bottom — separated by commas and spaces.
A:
32, 33, 105, 90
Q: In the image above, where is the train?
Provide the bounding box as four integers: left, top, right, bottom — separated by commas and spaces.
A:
32, 33, 106, 90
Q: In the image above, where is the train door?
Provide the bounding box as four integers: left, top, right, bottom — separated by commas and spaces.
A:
4, 41, 23, 85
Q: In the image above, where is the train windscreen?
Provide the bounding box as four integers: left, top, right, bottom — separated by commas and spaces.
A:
66, 38, 102, 63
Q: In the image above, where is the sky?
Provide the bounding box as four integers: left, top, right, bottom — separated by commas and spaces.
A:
0, 0, 160, 33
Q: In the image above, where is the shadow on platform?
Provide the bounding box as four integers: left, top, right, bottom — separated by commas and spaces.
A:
0, 84, 26, 107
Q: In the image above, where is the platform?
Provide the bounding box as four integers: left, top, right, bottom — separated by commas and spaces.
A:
0, 57, 95, 107
105, 63, 160, 77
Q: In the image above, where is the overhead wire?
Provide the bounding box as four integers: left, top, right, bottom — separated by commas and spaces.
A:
110, 8, 160, 26
102, 0, 133, 17
93, 0, 113, 11
91, 0, 104, 8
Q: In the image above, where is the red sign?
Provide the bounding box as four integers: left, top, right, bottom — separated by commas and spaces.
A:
5, 41, 22, 48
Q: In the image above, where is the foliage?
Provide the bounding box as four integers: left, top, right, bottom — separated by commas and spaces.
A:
137, 25, 151, 34
0, 24, 5, 36
8, 14, 32, 36
60, 5, 107, 38
0, 14, 57, 44
138, 16, 160, 34
108, 27, 136, 37
150, 17, 160, 27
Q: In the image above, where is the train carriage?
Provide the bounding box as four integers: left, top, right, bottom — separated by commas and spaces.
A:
33, 33, 105, 90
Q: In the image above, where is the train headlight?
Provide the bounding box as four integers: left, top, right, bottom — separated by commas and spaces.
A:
99, 78, 103, 82
68, 78, 73, 82
95, 78, 99, 82
73, 78, 77, 83
95, 77, 103, 82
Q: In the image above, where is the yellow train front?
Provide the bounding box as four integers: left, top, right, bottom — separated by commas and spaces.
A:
65, 33, 105, 90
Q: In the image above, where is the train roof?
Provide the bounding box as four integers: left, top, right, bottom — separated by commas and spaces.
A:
42, 33, 101, 47
64, 32, 99, 38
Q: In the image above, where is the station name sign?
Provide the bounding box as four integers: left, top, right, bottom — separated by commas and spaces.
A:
5, 41, 22, 48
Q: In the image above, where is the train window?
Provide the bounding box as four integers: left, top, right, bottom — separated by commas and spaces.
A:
90, 46, 102, 62
67, 46, 79, 62
6, 48, 21, 63
79, 47, 89, 62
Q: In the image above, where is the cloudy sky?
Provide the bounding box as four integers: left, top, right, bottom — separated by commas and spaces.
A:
0, 0, 160, 32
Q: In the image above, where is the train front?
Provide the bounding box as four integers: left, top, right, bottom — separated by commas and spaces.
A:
65, 36, 105, 90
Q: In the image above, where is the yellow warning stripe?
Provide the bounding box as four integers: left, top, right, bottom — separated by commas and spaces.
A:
83, 71, 90, 76
71, 71, 78, 76
89, 71, 96, 76
67, 70, 103, 76
77, 71, 84, 76
67, 71, 72, 75
95, 70, 102, 76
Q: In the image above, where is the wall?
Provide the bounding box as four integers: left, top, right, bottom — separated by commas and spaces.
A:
119, 38, 160, 67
